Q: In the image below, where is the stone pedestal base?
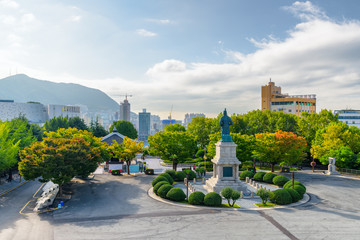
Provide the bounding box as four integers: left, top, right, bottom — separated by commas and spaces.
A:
205, 177, 248, 193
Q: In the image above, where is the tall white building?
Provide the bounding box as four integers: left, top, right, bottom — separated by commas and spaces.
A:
334, 110, 360, 128
0, 100, 48, 124
119, 97, 131, 122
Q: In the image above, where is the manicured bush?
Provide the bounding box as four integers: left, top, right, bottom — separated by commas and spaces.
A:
153, 181, 169, 195
204, 192, 222, 207
152, 176, 169, 187
166, 188, 186, 202
293, 185, 306, 196
253, 172, 266, 182
175, 171, 187, 181
159, 173, 174, 184
256, 188, 270, 205
182, 169, 196, 180
263, 172, 277, 183
283, 180, 306, 190
157, 184, 174, 199
188, 191, 205, 205
272, 175, 290, 187
269, 189, 293, 205
165, 169, 176, 179
240, 170, 254, 180
285, 188, 302, 203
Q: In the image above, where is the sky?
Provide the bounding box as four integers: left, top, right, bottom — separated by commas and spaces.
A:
1, 0, 360, 120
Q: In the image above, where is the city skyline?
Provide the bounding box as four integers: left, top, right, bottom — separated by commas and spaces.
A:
1, 1, 360, 119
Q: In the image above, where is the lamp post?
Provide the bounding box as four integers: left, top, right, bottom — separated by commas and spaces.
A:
292, 170, 295, 189
186, 173, 189, 200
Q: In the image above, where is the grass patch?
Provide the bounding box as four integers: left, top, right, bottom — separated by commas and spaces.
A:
254, 202, 278, 208
222, 204, 240, 208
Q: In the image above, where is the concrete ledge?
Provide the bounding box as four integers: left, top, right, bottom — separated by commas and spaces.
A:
148, 187, 311, 211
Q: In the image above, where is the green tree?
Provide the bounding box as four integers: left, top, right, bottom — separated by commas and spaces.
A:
253, 132, 281, 172
329, 146, 358, 169
187, 117, 213, 148
0, 123, 20, 173
44, 116, 69, 132
89, 119, 108, 137
19, 137, 99, 195
148, 131, 197, 170
311, 122, 360, 168
7, 118, 36, 149
109, 137, 143, 175
110, 121, 137, 139
164, 123, 185, 132
69, 117, 89, 131
45, 127, 110, 162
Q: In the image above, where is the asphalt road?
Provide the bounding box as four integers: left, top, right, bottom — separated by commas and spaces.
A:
0, 171, 359, 240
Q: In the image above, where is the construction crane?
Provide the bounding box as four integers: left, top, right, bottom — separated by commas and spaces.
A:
118, 93, 133, 101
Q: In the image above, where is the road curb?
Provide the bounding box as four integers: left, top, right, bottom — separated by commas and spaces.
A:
148, 187, 311, 211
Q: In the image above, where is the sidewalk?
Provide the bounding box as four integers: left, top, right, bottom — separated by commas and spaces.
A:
0, 176, 28, 196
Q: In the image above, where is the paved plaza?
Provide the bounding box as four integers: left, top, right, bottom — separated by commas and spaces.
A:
0, 165, 360, 240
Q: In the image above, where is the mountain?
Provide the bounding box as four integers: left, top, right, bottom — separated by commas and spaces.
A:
0, 74, 119, 112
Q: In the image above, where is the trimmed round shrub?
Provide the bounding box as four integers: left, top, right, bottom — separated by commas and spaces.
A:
157, 184, 174, 199
221, 187, 234, 199
159, 173, 174, 184
253, 172, 266, 182
165, 169, 176, 179
272, 175, 290, 187
175, 171, 187, 181
188, 191, 205, 205
263, 172, 277, 183
285, 188, 302, 203
283, 180, 306, 191
293, 185, 306, 196
204, 192, 222, 207
153, 181, 169, 195
240, 170, 254, 180
152, 176, 169, 187
182, 169, 197, 180
269, 189, 293, 205
166, 188, 186, 202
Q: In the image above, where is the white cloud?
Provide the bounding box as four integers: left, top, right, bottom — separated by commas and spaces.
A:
136, 29, 157, 37
68, 15, 82, 22
146, 18, 173, 24
0, 0, 19, 9
141, 2, 360, 117
283, 1, 328, 21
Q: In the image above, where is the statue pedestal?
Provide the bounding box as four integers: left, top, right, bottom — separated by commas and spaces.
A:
205, 141, 247, 193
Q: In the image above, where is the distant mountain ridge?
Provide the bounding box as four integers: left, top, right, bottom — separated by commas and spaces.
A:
0, 74, 119, 112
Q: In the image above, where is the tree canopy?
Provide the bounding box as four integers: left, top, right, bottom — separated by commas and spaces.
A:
110, 121, 137, 139
89, 119, 108, 137
164, 123, 185, 132
148, 131, 197, 170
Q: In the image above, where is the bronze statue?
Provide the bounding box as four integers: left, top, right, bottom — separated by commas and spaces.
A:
220, 108, 233, 142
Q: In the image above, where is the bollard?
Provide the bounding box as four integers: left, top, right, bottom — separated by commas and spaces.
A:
250, 192, 254, 198
184, 178, 187, 186
202, 178, 205, 184
246, 177, 249, 183
256, 183, 259, 189
193, 178, 196, 184
240, 191, 243, 199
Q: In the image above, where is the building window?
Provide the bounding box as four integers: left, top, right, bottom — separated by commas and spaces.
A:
289, 110, 292, 113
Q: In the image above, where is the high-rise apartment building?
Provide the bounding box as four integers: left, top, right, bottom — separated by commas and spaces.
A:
261, 81, 316, 116
119, 97, 130, 122
138, 109, 150, 141
183, 113, 206, 127
334, 109, 360, 128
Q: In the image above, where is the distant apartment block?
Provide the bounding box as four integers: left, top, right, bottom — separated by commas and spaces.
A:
0, 100, 48, 123
48, 104, 80, 119
261, 81, 316, 116
150, 114, 161, 135
184, 113, 205, 127
334, 110, 360, 128
138, 109, 151, 141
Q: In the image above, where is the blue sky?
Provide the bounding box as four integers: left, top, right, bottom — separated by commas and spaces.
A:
1, 0, 360, 119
